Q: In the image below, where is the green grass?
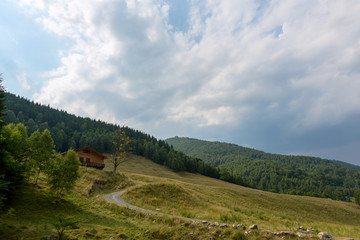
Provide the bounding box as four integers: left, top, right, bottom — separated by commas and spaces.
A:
0, 166, 250, 240
110, 154, 360, 239
1, 154, 359, 239
0, 168, 137, 239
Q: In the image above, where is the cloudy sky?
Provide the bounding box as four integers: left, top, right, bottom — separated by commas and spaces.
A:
1, 0, 360, 165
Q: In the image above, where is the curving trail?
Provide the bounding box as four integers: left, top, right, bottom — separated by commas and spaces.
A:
102, 190, 342, 240
103, 189, 199, 222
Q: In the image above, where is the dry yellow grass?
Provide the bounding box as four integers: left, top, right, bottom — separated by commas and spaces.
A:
105, 154, 360, 239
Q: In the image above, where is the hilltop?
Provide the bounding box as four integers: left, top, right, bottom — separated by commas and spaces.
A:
166, 137, 360, 201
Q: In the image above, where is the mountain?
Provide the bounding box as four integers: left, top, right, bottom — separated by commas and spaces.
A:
3, 92, 220, 180
333, 160, 360, 170
166, 137, 360, 201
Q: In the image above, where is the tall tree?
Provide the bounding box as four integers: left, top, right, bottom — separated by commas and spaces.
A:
46, 150, 80, 199
2, 123, 29, 162
0, 123, 27, 207
0, 76, 9, 207
109, 129, 131, 173
1, 69, 9, 203
29, 129, 55, 185
0, 74, 5, 128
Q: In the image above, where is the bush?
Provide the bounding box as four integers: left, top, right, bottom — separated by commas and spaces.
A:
232, 230, 247, 240
355, 190, 360, 205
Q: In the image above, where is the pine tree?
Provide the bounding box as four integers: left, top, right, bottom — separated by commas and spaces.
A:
0, 74, 6, 128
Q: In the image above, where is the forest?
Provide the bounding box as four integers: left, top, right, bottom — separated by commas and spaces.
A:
2, 93, 220, 184
166, 137, 360, 201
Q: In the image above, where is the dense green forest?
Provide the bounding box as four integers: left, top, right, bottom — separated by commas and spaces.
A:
3, 93, 220, 180
166, 137, 360, 201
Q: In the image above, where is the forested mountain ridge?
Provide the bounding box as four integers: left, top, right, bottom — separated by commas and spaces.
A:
333, 160, 360, 171
3, 93, 220, 179
166, 137, 360, 201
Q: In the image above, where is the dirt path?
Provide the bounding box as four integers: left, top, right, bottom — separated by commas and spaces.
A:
103, 190, 199, 222
103, 190, 348, 240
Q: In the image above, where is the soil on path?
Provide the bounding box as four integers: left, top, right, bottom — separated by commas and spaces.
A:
103, 190, 199, 222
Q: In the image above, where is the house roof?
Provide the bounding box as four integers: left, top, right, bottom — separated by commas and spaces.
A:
62, 147, 107, 159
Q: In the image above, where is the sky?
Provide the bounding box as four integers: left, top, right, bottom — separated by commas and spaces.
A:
1, 0, 360, 166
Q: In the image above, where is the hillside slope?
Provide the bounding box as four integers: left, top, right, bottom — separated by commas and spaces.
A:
113, 155, 360, 239
166, 137, 360, 201
1, 154, 359, 239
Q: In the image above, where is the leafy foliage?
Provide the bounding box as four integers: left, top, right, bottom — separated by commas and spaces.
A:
166, 137, 360, 201
0, 115, 74, 205
28, 129, 55, 185
1, 123, 28, 162
0, 123, 28, 206
46, 150, 80, 199
355, 190, 360, 205
52, 215, 79, 240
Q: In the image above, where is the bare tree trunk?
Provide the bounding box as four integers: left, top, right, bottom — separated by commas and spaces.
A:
113, 158, 118, 173
35, 168, 41, 186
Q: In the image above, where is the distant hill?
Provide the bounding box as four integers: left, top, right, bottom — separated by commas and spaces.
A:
166, 137, 360, 201
333, 160, 360, 171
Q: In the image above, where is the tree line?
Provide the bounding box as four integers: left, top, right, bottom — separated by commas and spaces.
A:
2, 92, 232, 194
166, 137, 360, 201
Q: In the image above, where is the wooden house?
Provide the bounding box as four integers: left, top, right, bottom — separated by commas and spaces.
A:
62, 147, 106, 170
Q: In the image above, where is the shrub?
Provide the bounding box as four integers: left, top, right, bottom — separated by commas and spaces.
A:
355, 190, 360, 205
232, 230, 247, 240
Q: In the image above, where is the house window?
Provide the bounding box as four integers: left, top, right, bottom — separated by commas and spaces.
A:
80, 157, 84, 163
84, 149, 90, 154
86, 158, 90, 163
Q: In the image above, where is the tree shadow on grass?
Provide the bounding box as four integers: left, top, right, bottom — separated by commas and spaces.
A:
0, 184, 138, 239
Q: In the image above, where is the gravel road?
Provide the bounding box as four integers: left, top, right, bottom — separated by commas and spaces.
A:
103, 190, 199, 222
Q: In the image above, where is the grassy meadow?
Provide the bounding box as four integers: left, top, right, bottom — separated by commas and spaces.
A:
0, 154, 359, 239
1, 166, 230, 240
106, 154, 360, 239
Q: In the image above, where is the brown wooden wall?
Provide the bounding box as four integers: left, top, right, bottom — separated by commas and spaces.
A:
75, 148, 105, 169
77, 151, 104, 164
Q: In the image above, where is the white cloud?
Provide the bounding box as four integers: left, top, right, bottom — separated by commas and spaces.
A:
16, 72, 30, 90
16, 0, 360, 163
